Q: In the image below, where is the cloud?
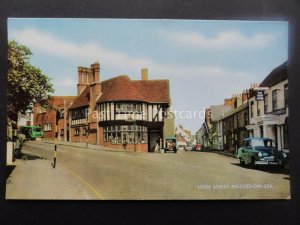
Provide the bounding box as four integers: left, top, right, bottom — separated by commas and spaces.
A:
163, 30, 274, 50
9, 28, 256, 80
9, 28, 154, 73
10, 28, 257, 90
55, 77, 77, 87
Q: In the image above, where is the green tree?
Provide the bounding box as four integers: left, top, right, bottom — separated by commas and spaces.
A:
8, 40, 54, 122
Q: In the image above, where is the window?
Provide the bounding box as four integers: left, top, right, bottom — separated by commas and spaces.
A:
244, 112, 248, 126
284, 84, 288, 107
272, 90, 278, 111
44, 123, 52, 131
74, 128, 80, 136
250, 101, 254, 118
83, 127, 88, 136
71, 108, 87, 120
60, 109, 64, 118
38, 107, 46, 114
264, 94, 268, 113
60, 129, 64, 136
115, 103, 142, 113
103, 125, 148, 144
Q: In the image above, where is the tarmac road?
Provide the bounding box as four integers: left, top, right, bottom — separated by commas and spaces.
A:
10, 141, 291, 200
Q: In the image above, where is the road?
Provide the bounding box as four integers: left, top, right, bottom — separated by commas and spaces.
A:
17, 141, 290, 200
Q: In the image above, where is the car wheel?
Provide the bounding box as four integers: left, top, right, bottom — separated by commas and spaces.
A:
239, 158, 245, 166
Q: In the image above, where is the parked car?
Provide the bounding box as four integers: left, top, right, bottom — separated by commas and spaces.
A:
185, 144, 193, 151
194, 144, 202, 151
176, 145, 185, 151
237, 137, 287, 168
164, 137, 177, 153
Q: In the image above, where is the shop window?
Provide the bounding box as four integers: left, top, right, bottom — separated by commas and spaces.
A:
103, 125, 148, 144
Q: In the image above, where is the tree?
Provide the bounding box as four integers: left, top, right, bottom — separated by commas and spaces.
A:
8, 40, 54, 122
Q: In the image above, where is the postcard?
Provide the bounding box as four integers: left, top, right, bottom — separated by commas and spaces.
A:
5, 18, 289, 200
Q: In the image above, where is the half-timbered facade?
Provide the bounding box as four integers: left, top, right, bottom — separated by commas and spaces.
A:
68, 63, 171, 152
96, 72, 170, 152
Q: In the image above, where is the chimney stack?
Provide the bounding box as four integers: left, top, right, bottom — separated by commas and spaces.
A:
89, 62, 101, 123
77, 66, 88, 96
141, 68, 148, 80
91, 62, 100, 83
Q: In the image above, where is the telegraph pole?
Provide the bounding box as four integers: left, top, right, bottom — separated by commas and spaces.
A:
52, 109, 60, 168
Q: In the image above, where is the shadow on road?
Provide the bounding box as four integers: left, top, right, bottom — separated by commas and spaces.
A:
6, 165, 16, 181
14, 152, 46, 161
230, 163, 290, 175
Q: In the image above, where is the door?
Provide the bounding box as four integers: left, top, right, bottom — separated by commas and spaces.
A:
149, 132, 160, 152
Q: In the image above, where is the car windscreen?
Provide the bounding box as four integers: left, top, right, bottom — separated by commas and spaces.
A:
252, 139, 275, 147
34, 127, 42, 132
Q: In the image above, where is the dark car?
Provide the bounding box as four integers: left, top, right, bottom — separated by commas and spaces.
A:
237, 137, 287, 168
164, 137, 177, 153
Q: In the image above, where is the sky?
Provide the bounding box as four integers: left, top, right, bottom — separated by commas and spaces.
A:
8, 18, 288, 133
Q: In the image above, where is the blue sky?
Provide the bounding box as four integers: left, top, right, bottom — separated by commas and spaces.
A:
8, 18, 288, 133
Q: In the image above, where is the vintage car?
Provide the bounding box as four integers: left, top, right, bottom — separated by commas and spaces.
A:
194, 144, 202, 151
184, 144, 193, 151
237, 137, 287, 167
164, 137, 177, 153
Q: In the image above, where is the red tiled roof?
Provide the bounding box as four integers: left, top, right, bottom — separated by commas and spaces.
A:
48, 96, 77, 108
259, 61, 287, 87
68, 86, 90, 109
97, 75, 170, 104
69, 75, 171, 110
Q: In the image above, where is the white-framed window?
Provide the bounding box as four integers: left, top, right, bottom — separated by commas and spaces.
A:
272, 89, 278, 111
44, 123, 52, 131
74, 128, 80, 136
103, 125, 148, 144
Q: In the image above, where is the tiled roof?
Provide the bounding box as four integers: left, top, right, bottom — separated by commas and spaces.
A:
220, 102, 248, 120
48, 96, 77, 108
69, 75, 171, 110
68, 86, 90, 109
210, 105, 232, 121
259, 61, 287, 87
97, 75, 170, 104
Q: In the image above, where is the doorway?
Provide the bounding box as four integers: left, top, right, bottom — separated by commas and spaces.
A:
149, 132, 160, 152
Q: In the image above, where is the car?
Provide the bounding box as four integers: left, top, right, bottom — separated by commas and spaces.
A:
237, 137, 287, 168
194, 144, 202, 151
185, 145, 193, 151
164, 137, 177, 153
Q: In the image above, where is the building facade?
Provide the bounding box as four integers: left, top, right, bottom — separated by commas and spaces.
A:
34, 96, 76, 141
43, 63, 173, 153
246, 61, 288, 151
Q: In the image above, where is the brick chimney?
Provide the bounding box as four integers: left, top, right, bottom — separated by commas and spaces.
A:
91, 62, 100, 83
141, 68, 148, 80
77, 66, 88, 96
89, 62, 101, 123
224, 98, 232, 107
242, 89, 249, 103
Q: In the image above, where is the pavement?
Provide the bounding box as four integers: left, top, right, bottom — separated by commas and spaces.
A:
6, 151, 103, 200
